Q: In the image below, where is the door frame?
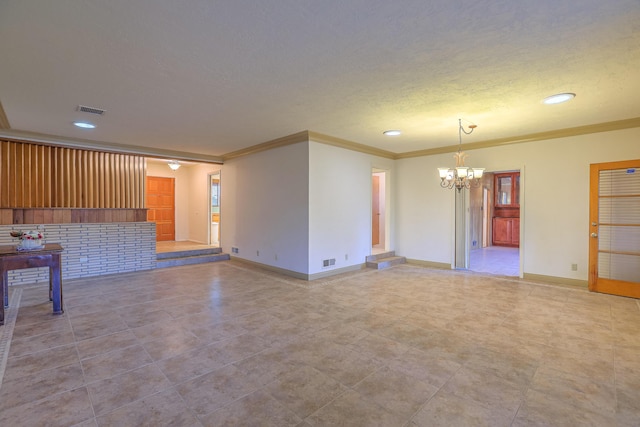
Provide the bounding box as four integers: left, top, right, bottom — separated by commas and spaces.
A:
208, 170, 222, 247
371, 168, 390, 252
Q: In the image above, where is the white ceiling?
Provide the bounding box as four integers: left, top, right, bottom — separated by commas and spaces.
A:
1, 0, 639, 159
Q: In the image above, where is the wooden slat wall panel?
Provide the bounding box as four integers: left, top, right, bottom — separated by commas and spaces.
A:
0, 140, 145, 209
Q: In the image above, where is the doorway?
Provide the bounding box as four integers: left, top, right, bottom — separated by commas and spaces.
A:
465, 170, 521, 276
209, 172, 221, 247
372, 169, 387, 253
589, 159, 640, 297
146, 176, 175, 241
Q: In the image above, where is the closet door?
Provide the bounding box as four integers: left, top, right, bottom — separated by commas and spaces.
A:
589, 160, 640, 297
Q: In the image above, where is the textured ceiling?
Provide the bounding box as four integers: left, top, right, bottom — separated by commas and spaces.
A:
0, 0, 639, 159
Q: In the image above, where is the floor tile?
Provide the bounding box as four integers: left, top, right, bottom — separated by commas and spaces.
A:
156, 343, 229, 384
0, 387, 94, 427
353, 365, 438, 418
265, 365, 348, 419
87, 364, 171, 415
2, 260, 639, 425
81, 344, 153, 383
305, 389, 404, 427
200, 389, 302, 427
410, 391, 513, 427
95, 389, 200, 427
3, 343, 79, 381
176, 364, 260, 416
0, 363, 85, 411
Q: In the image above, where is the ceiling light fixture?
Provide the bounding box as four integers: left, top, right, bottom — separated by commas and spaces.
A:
383, 130, 401, 136
438, 119, 484, 192
168, 160, 181, 171
73, 121, 96, 129
543, 92, 576, 105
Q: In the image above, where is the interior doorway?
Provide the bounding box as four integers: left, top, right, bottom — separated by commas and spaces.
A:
209, 172, 221, 247
465, 170, 521, 276
372, 169, 387, 253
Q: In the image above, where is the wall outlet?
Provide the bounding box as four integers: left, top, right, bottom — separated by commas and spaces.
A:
232, 247, 239, 254
571, 263, 578, 271
256, 250, 260, 256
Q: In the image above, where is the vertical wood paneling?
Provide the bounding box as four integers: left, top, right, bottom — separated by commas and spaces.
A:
0, 140, 146, 209
15, 142, 23, 207
0, 143, 6, 207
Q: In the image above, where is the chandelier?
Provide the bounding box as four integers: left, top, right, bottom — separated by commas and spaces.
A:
438, 119, 484, 191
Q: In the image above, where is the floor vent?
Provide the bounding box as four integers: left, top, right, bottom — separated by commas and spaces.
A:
322, 258, 336, 267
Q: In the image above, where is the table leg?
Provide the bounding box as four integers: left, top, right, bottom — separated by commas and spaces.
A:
50, 254, 63, 315
0, 269, 5, 325
2, 269, 7, 308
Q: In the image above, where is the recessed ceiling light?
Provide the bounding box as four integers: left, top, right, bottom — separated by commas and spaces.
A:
383, 130, 401, 136
542, 93, 576, 105
73, 121, 96, 129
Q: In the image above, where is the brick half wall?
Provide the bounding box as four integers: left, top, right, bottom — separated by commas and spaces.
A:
0, 222, 156, 286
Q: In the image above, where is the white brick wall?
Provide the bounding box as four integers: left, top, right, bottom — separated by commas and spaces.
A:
0, 222, 156, 286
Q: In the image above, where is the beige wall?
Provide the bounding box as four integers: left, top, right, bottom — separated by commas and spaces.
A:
396, 126, 640, 282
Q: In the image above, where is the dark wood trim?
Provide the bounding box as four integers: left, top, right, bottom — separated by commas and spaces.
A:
0, 208, 147, 225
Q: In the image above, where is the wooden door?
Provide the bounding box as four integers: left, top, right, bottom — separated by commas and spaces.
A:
589, 160, 640, 297
146, 176, 175, 242
372, 175, 380, 246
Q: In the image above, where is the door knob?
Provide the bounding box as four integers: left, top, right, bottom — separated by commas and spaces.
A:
591, 233, 598, 238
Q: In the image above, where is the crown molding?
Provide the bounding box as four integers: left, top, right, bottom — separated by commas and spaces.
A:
307, 131, 396, 159
2, 116, 637, 164
396, 117, 640, 159
0, 129, 224, 164
0, 101, 10, 129
221, 131, 309, 161
222, 130, 396, 162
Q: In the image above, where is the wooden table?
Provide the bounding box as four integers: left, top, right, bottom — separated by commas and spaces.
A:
0, 243, 64, 325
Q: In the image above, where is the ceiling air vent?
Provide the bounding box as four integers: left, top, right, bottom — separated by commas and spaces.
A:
76, 105, 106, 115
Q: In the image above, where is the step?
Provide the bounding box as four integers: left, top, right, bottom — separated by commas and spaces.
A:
156, 252, 230, 268
366, 255, 406, 270
156, 247, 223, 260
365, 251, 396, 262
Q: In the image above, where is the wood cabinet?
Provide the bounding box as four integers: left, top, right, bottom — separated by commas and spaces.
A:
493, 217, 520, 246
492, 172, 520, 247
495, 172, 519, 207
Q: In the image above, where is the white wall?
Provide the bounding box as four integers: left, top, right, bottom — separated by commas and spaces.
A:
395, 154, 456, 266
146, 161, 191, 241
222, 142, 310, 274
396, 127, 640, 280
308, 141, 395, 275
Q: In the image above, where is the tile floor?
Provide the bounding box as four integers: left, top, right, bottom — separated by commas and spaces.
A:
0, 261, 639, 426
469, 246, 520, 277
